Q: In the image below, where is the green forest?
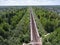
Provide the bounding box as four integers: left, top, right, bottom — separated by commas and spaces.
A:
0, 6, 60, 45
34, 6, 60, 45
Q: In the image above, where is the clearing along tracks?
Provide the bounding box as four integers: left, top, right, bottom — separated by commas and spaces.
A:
29, 7, 42, 45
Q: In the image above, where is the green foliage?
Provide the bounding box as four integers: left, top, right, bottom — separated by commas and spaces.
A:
34, 7, 60, 33
43, 27, 60, 45
0, 7, 28, 45
34, 7, 60, 45
0, 6, 60, 45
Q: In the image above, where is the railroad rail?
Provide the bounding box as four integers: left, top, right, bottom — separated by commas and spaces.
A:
23, 7, 42, 45
29, 7, 42, 45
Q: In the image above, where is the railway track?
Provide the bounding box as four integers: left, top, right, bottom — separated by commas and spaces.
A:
30, 7, 42, 45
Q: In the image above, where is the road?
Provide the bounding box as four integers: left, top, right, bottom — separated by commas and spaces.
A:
29, 7, 42, 45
